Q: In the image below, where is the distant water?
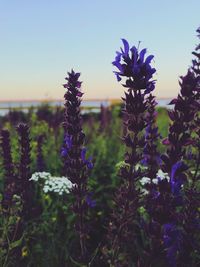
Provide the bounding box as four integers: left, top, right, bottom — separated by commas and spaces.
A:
0, 99, 172, 116
157, 99, 172, 107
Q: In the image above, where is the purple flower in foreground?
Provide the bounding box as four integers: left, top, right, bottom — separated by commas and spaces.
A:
64, 134, 73, 148
192, 27, 200, 77
161, 68, 199, 265
81, 148, 93, 169
61, 147, 68, 157
62, 69, 94, 263
63, 70, 82, 89
61, 134, 73, 157
105, 40, 156, 265
142, 94, 161, 182
163, 223, 183, 267
112, 39, 156, 93
170, 161, 188, 196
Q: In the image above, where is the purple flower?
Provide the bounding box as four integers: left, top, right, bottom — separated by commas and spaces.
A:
0, 129, 15, 212
163, 223, 183, 267
62, 70, 94, 261
170, 161, 187, 196
86, 193, 96, 208
16, 123, 34, 221
112, 39, 156, 93
64, 134, 73, 149
81, 147, 93, 169
61, 147, 68, 157
106, 40, 157, 264
142, 94, 161, 183
61, 135, 73, 158
63, 69, 82, 90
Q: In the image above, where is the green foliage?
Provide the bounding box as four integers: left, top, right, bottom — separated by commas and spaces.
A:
0, 194, 23, 267
156, 107, 170, 138
0, 104, 171, 266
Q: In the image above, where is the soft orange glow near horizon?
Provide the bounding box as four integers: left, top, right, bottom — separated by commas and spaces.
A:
0, 71, 183, 101
0, 1, 199, 102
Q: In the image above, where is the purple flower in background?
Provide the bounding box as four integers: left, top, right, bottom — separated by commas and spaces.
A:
0, 129, 15, 213
16, 123, 34, 221
86, 193, 96, 208
112, 39, 156, 93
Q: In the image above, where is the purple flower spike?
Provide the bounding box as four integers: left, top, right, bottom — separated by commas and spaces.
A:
1, 129, 15, 213
62, 70, 94, 261
113, 39, 156, 93
106, 39, 157, 265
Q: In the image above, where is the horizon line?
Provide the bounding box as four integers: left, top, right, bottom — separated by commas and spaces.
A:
0, 97, 173, 103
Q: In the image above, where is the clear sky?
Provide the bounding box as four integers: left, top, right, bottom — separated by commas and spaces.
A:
0, 0, 199, 101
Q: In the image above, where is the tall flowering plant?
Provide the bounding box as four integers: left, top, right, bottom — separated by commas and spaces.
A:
159, 71, 199, 266
192, 27, 200, 78
16, 123, 34, 222
139, 94, 165, 266
61, 70, 94, 263
0, 130, 22, 267
104, 39, 156, 265
0, 125, 34, 266
177, 26, 200, 266
0, 129, 16, 214
143, 94, 161, 182
190, 26, 200, 180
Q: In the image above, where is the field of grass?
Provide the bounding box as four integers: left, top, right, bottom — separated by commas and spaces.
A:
0, 104, 171, 266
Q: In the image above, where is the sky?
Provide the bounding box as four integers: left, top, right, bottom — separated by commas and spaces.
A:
0, 0, 200, 101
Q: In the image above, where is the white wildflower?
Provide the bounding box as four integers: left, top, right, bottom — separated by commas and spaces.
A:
30, 172, 51, 182
30, 172, 74, 195
140, 177, 151, 185
140, 169, 170, 186
156, 169, 170, 182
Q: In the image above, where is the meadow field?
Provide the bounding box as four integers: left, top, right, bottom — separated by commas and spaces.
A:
0, 27, 199, 267
0, 103, 170, 267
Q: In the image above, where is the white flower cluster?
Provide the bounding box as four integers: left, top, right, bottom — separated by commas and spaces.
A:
30, 172, 51, 182
140, 169, 170, 186
30, 172, 74, 195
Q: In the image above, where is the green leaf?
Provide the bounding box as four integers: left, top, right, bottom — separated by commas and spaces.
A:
9, 237, 23, 250
70, 256, 87, 267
